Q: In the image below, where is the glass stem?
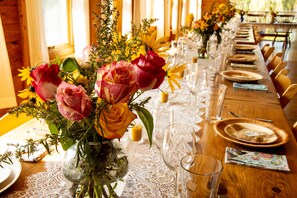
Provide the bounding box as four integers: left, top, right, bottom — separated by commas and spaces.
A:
174, 170, 180, 197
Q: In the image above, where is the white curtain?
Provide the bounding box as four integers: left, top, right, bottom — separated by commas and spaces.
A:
25, 0, 49, 66
130, 0, 201, 39
0, 16, 17, 108
72, 0, 90, 58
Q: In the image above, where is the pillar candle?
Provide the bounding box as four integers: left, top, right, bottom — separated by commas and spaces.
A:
130, 124, 142, 141
160, 91, 169, 103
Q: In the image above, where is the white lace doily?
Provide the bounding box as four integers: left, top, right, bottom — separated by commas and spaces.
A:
3, 139, 178, 198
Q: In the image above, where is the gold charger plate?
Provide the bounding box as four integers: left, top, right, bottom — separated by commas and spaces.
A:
228, 54, 257, 63
235, 45, 257, 51
220, 70, 263, 82
213, 118, 289, 148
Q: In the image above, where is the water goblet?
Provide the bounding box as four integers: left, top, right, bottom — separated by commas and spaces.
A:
162, 123, 196, 197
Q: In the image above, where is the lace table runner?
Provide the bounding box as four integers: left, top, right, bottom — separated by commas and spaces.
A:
3, 140, 176, 198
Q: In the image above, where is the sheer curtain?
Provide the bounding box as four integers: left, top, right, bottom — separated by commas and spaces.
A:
25, 0, 49, 66
128, 0, 201, 40
0, 16, 17, 108
72, 0, 90, 58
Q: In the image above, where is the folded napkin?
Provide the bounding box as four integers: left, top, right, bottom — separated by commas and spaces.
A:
230, 63, 257, 70
233, 82, 268, 91
225, 147, 290, 172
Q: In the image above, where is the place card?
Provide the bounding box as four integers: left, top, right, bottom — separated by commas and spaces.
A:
225, 147, 290, 172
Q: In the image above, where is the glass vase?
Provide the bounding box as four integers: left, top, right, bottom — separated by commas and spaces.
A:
62, 139, 129, 197
198, 34, 210, 59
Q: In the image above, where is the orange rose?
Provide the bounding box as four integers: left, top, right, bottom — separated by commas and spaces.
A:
95, 103, 136, 139
213, 23, 219, 31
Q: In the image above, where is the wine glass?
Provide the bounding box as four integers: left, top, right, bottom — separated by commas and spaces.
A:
162, 122, 195, 197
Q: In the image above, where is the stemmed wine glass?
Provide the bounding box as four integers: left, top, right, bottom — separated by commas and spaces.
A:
162, 122, 195, 197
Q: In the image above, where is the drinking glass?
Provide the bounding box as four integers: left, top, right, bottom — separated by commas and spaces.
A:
180, 154, 223, 198
206, 84, 227, 122
162, 123, 196, 197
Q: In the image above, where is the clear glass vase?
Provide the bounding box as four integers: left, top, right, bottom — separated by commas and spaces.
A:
62, 139, 129, 197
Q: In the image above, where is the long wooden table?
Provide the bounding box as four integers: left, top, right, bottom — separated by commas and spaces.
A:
1, 36, 297, 197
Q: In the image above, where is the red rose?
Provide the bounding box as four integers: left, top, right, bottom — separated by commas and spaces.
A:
56, 82, 92, 121
95, 61, 137, 104
132, 51, 166, 91
30, 63, 62, 101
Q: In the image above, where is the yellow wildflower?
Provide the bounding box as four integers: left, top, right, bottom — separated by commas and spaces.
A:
18, 67, 32, 85
164, 63, 187, 92
73, 70, 88, 86
18, 87, 43, 105
140, 30, 170, 54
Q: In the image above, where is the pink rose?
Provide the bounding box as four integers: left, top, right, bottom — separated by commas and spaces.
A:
95, 61, 137, 104
132, 51, 166, 91
30, 63, 62, 101
56, 82, 92, 121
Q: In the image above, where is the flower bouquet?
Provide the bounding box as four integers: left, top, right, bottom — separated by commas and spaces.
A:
6, 0, 185, 197
192, 1, 236, 58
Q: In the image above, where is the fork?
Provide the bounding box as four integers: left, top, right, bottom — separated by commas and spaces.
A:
228, 111, 274, 123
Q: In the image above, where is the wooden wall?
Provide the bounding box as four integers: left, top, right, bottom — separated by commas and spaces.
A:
0, 0, 27, 116
202, 0, 228, 14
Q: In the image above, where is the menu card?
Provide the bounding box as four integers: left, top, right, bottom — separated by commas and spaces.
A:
225, 147, 290, 172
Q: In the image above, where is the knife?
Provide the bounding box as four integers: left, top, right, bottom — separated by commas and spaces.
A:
228, 111, 274, 123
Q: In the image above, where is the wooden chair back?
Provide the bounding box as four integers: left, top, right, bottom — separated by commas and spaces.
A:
263, 46, 275, 61
270, 62, 288, 79
293, 121, 297, 141
274, 73, 297, 108
267, 52, 283, 71
261, 43, 269, 55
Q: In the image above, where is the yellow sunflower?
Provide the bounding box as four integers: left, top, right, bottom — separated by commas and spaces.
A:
140, 30, 170, 54
163, 63, 187, 92
18, 87, 43, 105
18, 67, 33, 85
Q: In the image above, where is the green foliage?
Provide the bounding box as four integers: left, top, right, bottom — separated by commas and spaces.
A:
136, 106, 154, 147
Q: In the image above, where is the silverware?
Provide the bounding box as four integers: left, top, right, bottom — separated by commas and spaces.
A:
228, 111, 274, 123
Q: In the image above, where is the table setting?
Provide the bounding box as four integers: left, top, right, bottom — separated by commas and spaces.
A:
1, 1, 297, 198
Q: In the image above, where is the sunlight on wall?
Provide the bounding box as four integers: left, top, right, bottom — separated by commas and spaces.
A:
231, 0, 297, 11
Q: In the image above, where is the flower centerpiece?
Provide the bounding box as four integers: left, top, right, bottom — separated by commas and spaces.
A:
6, 0, 185, 197
192, 1, 236, 58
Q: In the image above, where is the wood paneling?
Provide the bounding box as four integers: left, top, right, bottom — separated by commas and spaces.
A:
0, 0, 26, 117
201, 0, 227, 14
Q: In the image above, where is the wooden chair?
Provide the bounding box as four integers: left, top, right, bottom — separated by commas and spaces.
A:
266, 52, 283, 71
274, 73, 297, 108
270, 62, 288, 79
261, 43, 269, 55
262, 45, 275, 62
272, 68, 290, 85
292, 121, 297, 141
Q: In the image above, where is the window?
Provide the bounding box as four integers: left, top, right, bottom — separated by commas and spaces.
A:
42, 0, 74, 60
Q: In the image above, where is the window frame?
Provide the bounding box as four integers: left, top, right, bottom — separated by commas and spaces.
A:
47, 0, 74, 60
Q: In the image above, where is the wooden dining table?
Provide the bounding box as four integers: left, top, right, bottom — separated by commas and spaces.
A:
1, 26, 297, 197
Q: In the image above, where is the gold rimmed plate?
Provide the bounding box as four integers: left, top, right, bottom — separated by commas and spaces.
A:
235, 45, 257, 51
213, 118, 289, 148
228, 54, 257, 63
220, 70, 263, 82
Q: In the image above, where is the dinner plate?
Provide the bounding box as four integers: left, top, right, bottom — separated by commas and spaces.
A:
224, 123, 278, 144
235, 45, 257, 51
220, 70, 263, 82
213, 118, 289, 148
0, 164, 11, 184
0, 158, 21, 193
228, 54, 257, 63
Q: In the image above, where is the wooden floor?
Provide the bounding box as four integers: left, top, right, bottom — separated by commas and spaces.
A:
262, 29, 297, 127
